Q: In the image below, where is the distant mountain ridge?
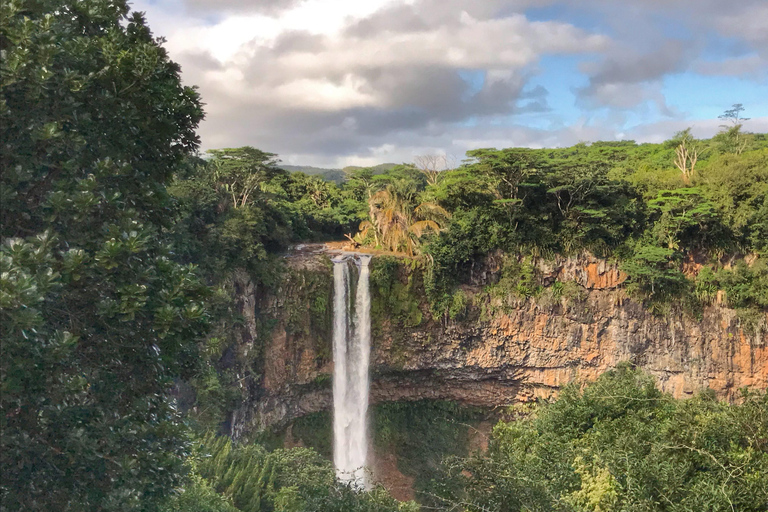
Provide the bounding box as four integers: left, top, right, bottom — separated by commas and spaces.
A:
280, 163, 399, 183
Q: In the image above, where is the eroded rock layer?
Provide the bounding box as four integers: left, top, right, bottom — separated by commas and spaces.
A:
229, 249, 768, 440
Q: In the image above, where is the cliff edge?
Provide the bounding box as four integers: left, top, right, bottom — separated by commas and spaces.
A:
228, 248, 768, 439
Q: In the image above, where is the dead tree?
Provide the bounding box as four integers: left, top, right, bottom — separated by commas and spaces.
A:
413, 154, 454, 186
674, 135, 698, 185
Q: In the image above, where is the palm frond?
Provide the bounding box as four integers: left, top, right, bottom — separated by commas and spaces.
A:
415, 202, 452, 220
410, 220, 441, 237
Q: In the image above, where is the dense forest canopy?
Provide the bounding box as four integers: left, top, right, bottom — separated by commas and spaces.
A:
1, 1, 767, 511
171, 128, 768, 322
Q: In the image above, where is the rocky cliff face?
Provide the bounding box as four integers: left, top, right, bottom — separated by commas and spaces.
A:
229, 247, 768, 440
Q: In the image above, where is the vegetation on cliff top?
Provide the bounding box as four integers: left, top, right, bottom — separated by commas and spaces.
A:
172, 118, 768, 326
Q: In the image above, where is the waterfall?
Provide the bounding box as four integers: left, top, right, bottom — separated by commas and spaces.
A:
331, 254, 372, 487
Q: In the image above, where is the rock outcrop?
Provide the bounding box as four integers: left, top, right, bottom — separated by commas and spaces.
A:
229, 248, 768, 439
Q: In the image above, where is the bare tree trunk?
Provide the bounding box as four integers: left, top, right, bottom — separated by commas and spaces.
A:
674, 138, 698, 185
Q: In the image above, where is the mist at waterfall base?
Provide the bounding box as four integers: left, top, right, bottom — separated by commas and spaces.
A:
332, 254, 372, 488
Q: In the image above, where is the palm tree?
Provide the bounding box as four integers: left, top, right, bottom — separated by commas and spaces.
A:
356, 183, 450, 256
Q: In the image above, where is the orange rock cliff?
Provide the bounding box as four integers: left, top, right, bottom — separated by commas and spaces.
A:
227, 250, 768, 440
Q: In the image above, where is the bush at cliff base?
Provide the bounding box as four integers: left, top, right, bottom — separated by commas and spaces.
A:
435, 364, 768, 511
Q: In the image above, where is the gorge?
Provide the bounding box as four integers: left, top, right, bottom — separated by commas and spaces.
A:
215, 246, 767, 501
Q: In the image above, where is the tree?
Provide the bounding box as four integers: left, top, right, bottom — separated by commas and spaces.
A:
191, 434, 413, 512
439, 366, 768, 512
717, 104, 751, 155
647, 188, 726, 252
466, 148, 542, 202
621, 243, 688, 301
413, 154, 453, 186
342, 168, 384, 245
672, 128, 699, 184
356, 183, 450, 256
698, 149, 768, 252
1, 1, 209, 509
718, 103, 750, 127
207, 147, 283, 209
169, 151, 295, 279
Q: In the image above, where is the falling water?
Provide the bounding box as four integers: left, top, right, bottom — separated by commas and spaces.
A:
332, 258, 350, 481
331, 254, 372, 487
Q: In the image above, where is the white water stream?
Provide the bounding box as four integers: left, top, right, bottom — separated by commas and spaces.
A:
331, 254, 372, 487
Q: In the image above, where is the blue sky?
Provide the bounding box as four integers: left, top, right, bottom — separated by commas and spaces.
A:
132, 0, 768, 167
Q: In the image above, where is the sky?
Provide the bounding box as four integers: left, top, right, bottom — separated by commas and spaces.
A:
132, 0, 768, 168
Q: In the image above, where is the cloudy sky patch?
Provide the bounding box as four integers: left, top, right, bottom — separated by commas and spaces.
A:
133, 0, 768, 166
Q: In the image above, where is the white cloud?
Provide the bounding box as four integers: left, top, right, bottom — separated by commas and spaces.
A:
143, 0, 610, 161
130, 0, 768, 167
275, 77, 379, 110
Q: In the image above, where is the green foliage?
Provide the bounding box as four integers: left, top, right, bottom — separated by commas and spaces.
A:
193, 433, 410, 512
438, 365, 768, 511
281, 268, 333, 338
207, 147, 284, 209
0, 0, 209, 508
169, 153, 291, 281
169, 148, 365, 285
422, 136, 767, 313
621, 243, 689, 304
356, 181, 450, 256
161, 474, 239, 512
189, 334, 242, 429
423, 143, 648, 309
483, 257, 543, 315
713, 125, 753, 155
717, 259, 768, 310
284, 171, 361, 238
543, 156, 645, 255
689, 258, 768, 331
710, 259, 768, 334
370, 257, 424, 327
694, 266, 719, 305
427, 168, 496, 211
502, 257, 541, 298
423, 206, 514, 313
698, 149, 768, 251
448, 290, 469, 320
561, 280, 588, 303
291, 412, 333, 459
647, 188, 729, 252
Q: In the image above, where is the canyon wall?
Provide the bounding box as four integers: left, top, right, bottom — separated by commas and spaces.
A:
229, 247, 768, 440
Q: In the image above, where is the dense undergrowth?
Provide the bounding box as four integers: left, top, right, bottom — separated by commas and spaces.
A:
167, 368, 768, 512
435, 365, 768, 511
2, 1, 768, 511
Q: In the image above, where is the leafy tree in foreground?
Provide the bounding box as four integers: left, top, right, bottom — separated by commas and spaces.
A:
1, 0, 208, 509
